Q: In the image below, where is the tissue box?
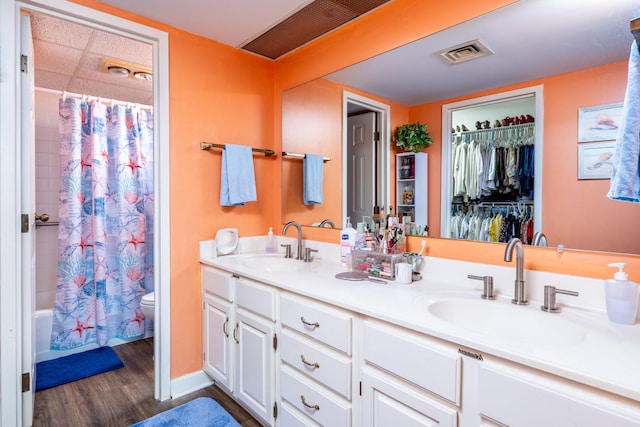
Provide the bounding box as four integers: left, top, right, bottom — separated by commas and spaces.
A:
351, 249, 404, 279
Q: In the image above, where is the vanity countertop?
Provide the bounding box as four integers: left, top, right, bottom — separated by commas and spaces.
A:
200, 246, 640, 404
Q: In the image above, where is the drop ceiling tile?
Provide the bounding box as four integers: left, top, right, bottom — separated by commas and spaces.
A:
29, 12, 93, 49
34, 70, 71, 91
89, 32, 152, 67
33, 41, 83, 75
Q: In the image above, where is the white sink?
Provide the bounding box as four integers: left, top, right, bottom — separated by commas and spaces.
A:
427, 298, 587, 346
238, 254, 310, 273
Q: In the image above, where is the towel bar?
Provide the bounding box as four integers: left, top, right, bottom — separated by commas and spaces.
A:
632, 17, 640, 48
282, 151, 331, 162
200, 142, 275, 157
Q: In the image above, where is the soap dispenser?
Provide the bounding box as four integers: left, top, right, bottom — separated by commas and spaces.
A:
604, 263, 639, 325
265, 227, 276, 253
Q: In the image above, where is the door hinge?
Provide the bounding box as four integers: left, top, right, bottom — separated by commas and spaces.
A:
20, 55, 28, 73
273, 333, 278, 351
21, 214, 29, 233
273, 402, 278, 419
359, 381, 362, 396
373, 131, 380, 142
22, 373, 30, 392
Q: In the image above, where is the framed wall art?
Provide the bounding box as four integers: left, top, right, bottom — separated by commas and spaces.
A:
577, 141, 615, 180
577, 102, 623, 142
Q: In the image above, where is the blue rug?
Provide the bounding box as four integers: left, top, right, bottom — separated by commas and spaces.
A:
35, 346, 124, 392
129, 397, 241, 427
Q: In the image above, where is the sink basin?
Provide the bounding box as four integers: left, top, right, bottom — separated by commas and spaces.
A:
427, 298, 587, 346
238, 254, 309, 273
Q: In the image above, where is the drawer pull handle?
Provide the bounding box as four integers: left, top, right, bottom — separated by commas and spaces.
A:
233, 323, 239, 344
300, 317, 320, 329
223, 317, 229, 338
300, 354, 320, 369
300, 395, 319, 411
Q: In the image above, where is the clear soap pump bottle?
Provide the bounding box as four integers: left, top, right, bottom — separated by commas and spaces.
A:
604, 262, 639, 325
265, 227, 276, 253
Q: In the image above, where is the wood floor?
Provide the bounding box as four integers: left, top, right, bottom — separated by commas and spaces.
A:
33, 338, 262, 427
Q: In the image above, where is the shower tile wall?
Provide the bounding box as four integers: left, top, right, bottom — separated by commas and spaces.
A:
35, 91, 60, 310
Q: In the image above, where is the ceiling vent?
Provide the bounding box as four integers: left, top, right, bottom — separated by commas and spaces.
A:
437, 39, 494, 64
241, 0, 392, 60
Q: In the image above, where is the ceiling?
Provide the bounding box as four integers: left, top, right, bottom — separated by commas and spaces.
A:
28, 0, 640, 106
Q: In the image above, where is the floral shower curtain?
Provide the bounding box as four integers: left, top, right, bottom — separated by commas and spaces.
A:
51, 97, 154, 350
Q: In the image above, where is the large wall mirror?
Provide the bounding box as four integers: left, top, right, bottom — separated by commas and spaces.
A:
281, 0, 640, 254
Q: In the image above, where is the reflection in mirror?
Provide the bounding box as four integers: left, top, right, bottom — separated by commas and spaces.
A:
281, 0, 640, 254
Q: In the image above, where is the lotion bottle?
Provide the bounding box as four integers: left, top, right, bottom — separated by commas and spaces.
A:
340, 217, 357, 265
265, 227, 276, 253
604, 263, 639, 325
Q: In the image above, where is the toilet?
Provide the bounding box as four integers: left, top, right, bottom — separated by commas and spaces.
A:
141, 291, 155, 321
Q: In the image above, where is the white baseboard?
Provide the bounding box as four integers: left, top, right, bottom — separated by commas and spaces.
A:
170, 370, 214, 399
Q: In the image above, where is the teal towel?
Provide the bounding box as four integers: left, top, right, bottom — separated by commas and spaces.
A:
303, 153, 324, 205
220, 144, 256, 206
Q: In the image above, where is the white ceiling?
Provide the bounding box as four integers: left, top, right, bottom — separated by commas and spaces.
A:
29, 0, 640, 106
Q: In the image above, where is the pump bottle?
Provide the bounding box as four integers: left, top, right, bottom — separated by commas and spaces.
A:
265, 227, 276, 253
340, 217, 357, 265
604, 263, 639, 325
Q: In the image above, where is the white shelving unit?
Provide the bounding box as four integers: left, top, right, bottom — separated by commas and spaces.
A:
396, 152, 428, 233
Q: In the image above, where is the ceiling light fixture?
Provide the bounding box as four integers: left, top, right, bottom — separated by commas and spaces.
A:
107, 65, 130, 78
133, 71, 153, 82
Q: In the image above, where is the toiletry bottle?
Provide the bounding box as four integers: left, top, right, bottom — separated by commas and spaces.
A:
340, 217, 357, 265
265, 227, 276, 253
604, 263, 640, 325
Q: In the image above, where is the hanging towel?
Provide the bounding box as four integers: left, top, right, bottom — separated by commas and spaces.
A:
220, 144, 257, 206
303, 154, 324, 205
608, 40, 640, 203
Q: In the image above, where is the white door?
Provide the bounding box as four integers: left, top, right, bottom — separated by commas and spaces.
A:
20, 12, 36, 426
203, 292, 234, 393
346, 112, 376, 223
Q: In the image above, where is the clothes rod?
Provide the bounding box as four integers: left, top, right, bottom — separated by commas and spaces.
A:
200, 142, 275, 157
34, 87, 152, 111
281, 152, 331, 162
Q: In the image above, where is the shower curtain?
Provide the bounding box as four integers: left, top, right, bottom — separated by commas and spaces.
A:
51, 97, 154, 350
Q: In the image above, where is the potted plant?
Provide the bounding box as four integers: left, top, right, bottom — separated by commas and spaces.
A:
393, 121, 433, 153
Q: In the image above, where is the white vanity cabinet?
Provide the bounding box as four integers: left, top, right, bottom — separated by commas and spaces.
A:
202, 265, 277, 425
361, 320, 460, 427
277, 292, 354, 426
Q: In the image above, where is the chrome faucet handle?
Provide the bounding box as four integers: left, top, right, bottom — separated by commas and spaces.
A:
304, 248, 318, 263
541, 285, 579, 313
468, 275, 496, 300
281, 244, 293, 259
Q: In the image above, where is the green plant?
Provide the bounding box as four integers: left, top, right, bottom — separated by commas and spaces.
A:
392, 121, 433, 153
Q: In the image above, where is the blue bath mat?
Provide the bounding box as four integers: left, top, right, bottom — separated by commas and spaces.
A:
35, 346, 124, 391
129, 397, 240, 427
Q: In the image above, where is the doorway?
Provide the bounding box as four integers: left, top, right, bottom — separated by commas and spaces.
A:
2, 1, 170, 425
342, 91, 391, 227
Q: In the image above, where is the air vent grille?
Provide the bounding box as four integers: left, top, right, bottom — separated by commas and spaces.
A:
241, 0, 392, 60
437, 39, 494, 64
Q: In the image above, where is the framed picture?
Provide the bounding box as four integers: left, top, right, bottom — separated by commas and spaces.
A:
578, 102, 623, 142
577, 142, 615, 180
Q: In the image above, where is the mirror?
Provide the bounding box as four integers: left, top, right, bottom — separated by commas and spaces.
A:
281, 0, 640, 254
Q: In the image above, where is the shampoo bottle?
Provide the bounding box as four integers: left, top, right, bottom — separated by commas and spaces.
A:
265, 227, 276, 253
340, 217, 357, 265
604, 263, 639, 325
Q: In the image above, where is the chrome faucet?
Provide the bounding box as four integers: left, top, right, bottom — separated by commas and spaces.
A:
319, 219, 335, 228
532, 231, 547, 247
504, 237, 528, 305
282, 221, 304, 260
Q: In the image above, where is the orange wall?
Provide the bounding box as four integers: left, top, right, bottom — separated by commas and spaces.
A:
72, 0, 277, 379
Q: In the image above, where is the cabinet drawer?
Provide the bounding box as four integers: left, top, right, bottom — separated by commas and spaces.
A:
363, 320, 461, 405
478, 362, 640, 427
280, 293, 352, 355
280, 329, 352, 399
280, 365, 351, 427
236, 277, 276, 321
202, 266, 233, 301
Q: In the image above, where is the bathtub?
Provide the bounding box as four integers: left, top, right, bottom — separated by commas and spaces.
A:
35, 309, 153, 362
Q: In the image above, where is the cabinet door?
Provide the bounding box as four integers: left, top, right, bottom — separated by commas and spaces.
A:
203, 292, 233, 392
235, 310, 276, 425
361, 368, 457, 427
